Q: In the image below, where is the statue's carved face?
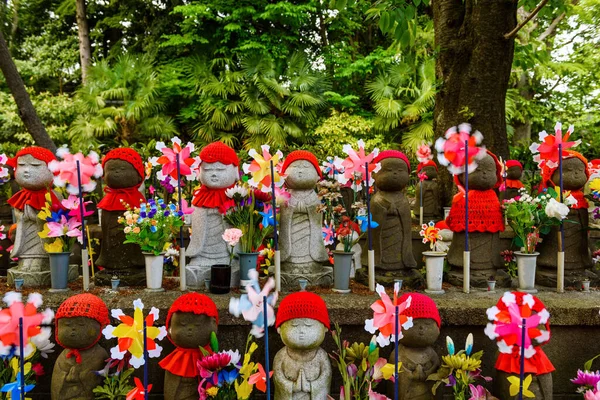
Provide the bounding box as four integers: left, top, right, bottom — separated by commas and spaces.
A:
374, 158, 409, 191
285, 160, 320, 190
421, 166, 438, 180
15, 154, 53, 190
506, 166, 522, 180
169, 312, 217, 349
552, 157, 588, 190
104, 159, 141, 189
199, 162, 238, 189
458, 154, 497, 190
58, 317, 101, 350
398, 318, 440, 348
278, 318, 326, 350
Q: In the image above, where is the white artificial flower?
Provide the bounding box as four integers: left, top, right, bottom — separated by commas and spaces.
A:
226, 350, 241, 366
545, 198, 570, 220
565, 194, 577, 207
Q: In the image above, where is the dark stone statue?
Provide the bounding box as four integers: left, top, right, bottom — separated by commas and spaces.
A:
414, 161, 442, 222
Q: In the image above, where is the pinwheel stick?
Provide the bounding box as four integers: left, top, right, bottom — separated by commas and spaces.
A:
143, 320, 149, 400
557, 143, 565, 293
77, 161, 90, 291
263, 295, 271, 399
176, 154, 186, 291
419, 179, 424, 227
19, 317, 24, 400
463, 140, 470, 294
365, 162, 375, 292
394, 304, 399, 400
519, 317, 526, 400
270, 160, 281, 292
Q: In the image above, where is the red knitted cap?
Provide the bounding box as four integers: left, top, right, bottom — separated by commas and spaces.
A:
506, 160, 523, 170
7, 147, 56, 169
417, 160, 437, 173
55, 294, 110, 349
102, 148, 144, 179
166, 293, 219, 331
398, 293, 441, 328
276, 292, 329, 329
541, 150, 589, 188
374, 150, 410, 171
200, 142, 239, 166
280, 150, 322, 178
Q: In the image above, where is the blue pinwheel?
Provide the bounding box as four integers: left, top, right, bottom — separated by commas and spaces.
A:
356, 213, 378, 232
259, 204, 275, 227
1, 374, 35, 398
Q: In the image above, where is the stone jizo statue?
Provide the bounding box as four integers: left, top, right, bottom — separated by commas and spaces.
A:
414, 160, 442, 222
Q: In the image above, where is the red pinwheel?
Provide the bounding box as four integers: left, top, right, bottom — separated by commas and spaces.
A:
416, 143, 433, 164
126, 377, 152, 400
48, 148, 103, 195
435, 123, 485, 175
530, 122, 580, 169
152, 137, 196, 187
364, 284, 412, 347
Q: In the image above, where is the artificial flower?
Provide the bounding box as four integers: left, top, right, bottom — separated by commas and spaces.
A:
435, 123, 485, 175
507, 374, 535, 397
126, 377, 152, 400
544, 198, 570, 220
416, 143, 433, 163
572, 369, 600, 390
222, 228, 243, 247
242, 145, 285, 193
248, 363, 272, 393
322, 224, 335, 246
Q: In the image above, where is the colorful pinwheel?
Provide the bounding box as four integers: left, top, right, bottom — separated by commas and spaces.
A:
529, 122, 580, 169
419, 221, 442, 251
242, 145, 285, 193
1, 373, 34, 398
152, 137, 196, 187
364, 284, 412, 347
48, 147, 103, 194
322, 224, 335, 246
229, 270, 278, 338
102, 299, 167, 369
258, 204, 275, 227
484, 292, 550, 359
337, 140, 380, 191
0, 154, 9, 182
321, 156, 344, 179
416, 143, 433, 164
126, 377, 152, 400
435, 124, 485, 175
0, 292, 54, 357
507, 375, 535, 398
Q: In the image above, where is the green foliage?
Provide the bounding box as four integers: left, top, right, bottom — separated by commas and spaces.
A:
93, 368, 135, 400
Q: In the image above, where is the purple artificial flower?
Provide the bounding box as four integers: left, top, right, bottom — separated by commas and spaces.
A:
593, 207, 600, 220
347, 364, 358, 378
572, 369, 600, 390
159, 177, 175, 194
446, 374, 456, 387
469, 384, 486, 400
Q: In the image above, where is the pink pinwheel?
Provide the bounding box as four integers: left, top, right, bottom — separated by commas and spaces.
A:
417, 172, 427, 182
322, 224, 335, 246
242, 145, 285, 193
49, 148, 103, 194
337, 140, 380, 191
180, 198, 194, 215
0, 292, 54, 357
321, 156, 344, 179
416, 143, 433, 164
435, 123, 485, 175
153, 137, 196, 187
529, 122, 580, 169
0, 154, 9, 181
126, 377, 152, 400
229, 270, 278, 338
364, 284, 412, 347
484, 292, 550, 359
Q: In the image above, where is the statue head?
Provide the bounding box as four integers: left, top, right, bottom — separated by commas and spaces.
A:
55, 294, 109, 350
417, 161, 438, 180
8, 147, 55, 190
166, 293, 218, 349
198, 142, 239, 189
505, 160, 523, 180
102, 148, 144, 189
458, 151, 501, 191
276, 292, 329, 351
397, 293, 441, 348
550, 151, 589, 191
281, 150, 322, 190
373, 150, 410, 191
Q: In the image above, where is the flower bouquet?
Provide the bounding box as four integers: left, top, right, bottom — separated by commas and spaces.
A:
37, 193, 83, 253
197, 335, 271, 400
119, 198, 184, 256
330, 323, 396, 400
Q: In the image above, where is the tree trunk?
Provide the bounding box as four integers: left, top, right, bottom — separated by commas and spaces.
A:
75, 0, 92, 84
432, 0, 517, 206
0, 29, 57, 152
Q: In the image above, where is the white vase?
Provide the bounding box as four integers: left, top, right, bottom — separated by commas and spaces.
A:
423, 251, 446, 294
515, 251, 539, 293
143, 252, 165, 292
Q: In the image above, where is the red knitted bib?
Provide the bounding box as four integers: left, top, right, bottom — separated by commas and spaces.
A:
97, 186, 146, 211
446, 190, 505, 233
8, 188, 61, 211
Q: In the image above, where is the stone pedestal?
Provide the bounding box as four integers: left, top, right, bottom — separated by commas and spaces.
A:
185, 265, 240, 290
8, 263, 78, 287
280, 265, 333, 289
354, 266, 423, 288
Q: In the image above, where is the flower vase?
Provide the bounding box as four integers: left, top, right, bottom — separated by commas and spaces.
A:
111, 278, 120, 291
143, 252, 165, 292
238, 252, 259, 292
515, 251, 539, 293
582, 280, 591, 292
423, 251, 446, 294
333, 251, 353, 294
48, 252, 71, 292
210, 264, 231, 294
487, 280, 496, 293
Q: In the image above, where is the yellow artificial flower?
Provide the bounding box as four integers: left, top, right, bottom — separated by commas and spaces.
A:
206, 387, 219, 397
508, 374, 535, 397
10, 358, 31, 379
591, 178, 600, 193
235, 378, 253, 400
442, 354, 481, 372
44, 239, 64, 253
38, 224, 51, 239
380, 363, 400, 380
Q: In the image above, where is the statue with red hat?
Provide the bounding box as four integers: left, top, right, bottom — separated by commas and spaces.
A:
502, 160, 525, 201
95, 147, 147, 286
279, 150, 333, 288
6, 146, 62, 287
415, 159, 442, 222
186, 142, 241, 289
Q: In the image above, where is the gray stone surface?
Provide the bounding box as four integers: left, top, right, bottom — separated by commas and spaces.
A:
414, 165, 442, 222
185, 264, 240, 289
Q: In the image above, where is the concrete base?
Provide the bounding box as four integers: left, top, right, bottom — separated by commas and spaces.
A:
280, 267, 333, 290
185, 265, 240, 290
447, 268, 513, 289
7, 264, 78, 288
536, 268, 599, 288
354, 266, 423, 288
95, 268, 146, 287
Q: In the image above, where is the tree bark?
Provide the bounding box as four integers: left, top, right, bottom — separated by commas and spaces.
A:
75, 0, 92, 84
0, 29, 57, 152
432, 0, 517, 205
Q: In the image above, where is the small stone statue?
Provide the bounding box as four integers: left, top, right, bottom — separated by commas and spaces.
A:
415, 160, 441, 222
7, 147, 62, 287
388, 293, 441, 400
537, 150, 594, 286
359, 150, 417, 286
501, 160, 524, 201
446, 151, 506, 287
159, 293, 218, 400
490, 292, 554, 399
280, 150, 331, 288
96, 148, 146, 286
51, 293, 110, 400
274, 291, 331, 399
186, 142, 240, 289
